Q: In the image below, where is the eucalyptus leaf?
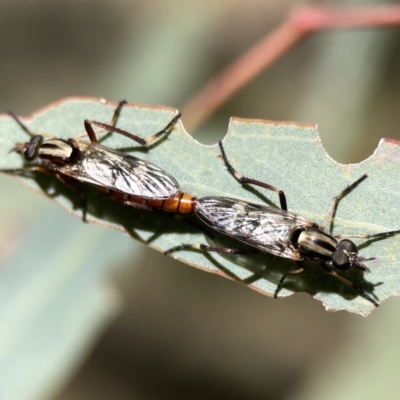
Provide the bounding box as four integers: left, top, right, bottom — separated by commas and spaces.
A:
1, 97, 400, 316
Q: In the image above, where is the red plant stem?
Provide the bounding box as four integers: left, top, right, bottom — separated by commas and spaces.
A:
182, 6, 400, 131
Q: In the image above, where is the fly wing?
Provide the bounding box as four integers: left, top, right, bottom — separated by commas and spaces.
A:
61, 142, 180, 199
196, 197, 311, 260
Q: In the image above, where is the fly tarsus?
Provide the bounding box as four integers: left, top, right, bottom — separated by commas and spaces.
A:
144, 113, 181, 145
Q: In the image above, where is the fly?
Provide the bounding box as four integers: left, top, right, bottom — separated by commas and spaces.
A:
165, 141, 400, 307
1, 101, 182, 221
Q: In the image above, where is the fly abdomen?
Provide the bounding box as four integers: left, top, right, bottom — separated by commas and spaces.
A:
296, 228, 338, 260
124, 191, 197, 213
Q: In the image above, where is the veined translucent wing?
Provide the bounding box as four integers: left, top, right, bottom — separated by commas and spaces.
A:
56, 141, 180, 199
195, 197, 315, 260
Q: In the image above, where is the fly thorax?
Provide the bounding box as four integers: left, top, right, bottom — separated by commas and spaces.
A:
296, 228, 338, 260
38, 139, 76, 165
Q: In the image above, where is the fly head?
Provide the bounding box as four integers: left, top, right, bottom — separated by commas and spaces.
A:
332, 239, 371, 273
13, 135, 43, 162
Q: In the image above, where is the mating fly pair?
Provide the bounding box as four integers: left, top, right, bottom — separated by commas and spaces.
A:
0, 101, 193, 221
2, 102, 399, 307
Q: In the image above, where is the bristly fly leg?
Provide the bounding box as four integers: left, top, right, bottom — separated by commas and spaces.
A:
320, 174, 368, 231
274, 262, 305, 298
320, 262, 379, 307
1, 165, 88, 222
56, 174, 88, 222
165, 243, 264, 256
84, 101, 181, 146
335, 230, 400, 240
218, 141, 287, 211
109, 100, 128, 127
8, 111, 36, 137
320, 175, 400, 241
80, 100, 128, 143
107, 195, 153, 211
165, 243, 265, 284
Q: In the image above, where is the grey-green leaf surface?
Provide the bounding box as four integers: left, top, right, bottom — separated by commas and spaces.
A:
1, 97, 400, 317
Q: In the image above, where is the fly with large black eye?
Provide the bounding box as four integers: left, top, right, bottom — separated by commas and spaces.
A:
165, 141, 400, 308
1, 101, 183, 222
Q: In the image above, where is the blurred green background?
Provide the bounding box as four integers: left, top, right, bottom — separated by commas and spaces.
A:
1, 0, 400, 399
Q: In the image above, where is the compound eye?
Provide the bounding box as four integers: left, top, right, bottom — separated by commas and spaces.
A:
337, 239, 358, 254
25, 135, 43, 161
332, 250, 351, 270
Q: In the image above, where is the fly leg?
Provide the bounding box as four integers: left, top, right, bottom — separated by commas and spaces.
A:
81, 100, 128, 143
165, 243, 263, 256
320, 262, 379, 307
335, 230, 400, 240
8, 112, 36, 137
55, 175, 88, 222
218, 141, 287, 211
172, 214, 215, 238
321, 174, 368, 230
8, 111, 55, 140
90, 100, 128, 143
108, 195, 154, 211
1, 166, 88, 222
0, 166, 52, 175
165, 243, 264, 284
274, 262, 304, 298
84, 101, 181, 146
8, 112, 53, 139
109, 100, 128, 127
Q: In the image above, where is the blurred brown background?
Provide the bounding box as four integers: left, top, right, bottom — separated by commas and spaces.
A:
1, 0, 400, 399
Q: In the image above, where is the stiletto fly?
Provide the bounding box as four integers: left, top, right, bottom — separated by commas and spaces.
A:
165, 141, 400, 307
0, 101, 184, 221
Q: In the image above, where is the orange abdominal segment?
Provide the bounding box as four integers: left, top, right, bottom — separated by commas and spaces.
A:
177, 192, 196, 213
122, 191, 196, 214
145, 198, 164, 208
